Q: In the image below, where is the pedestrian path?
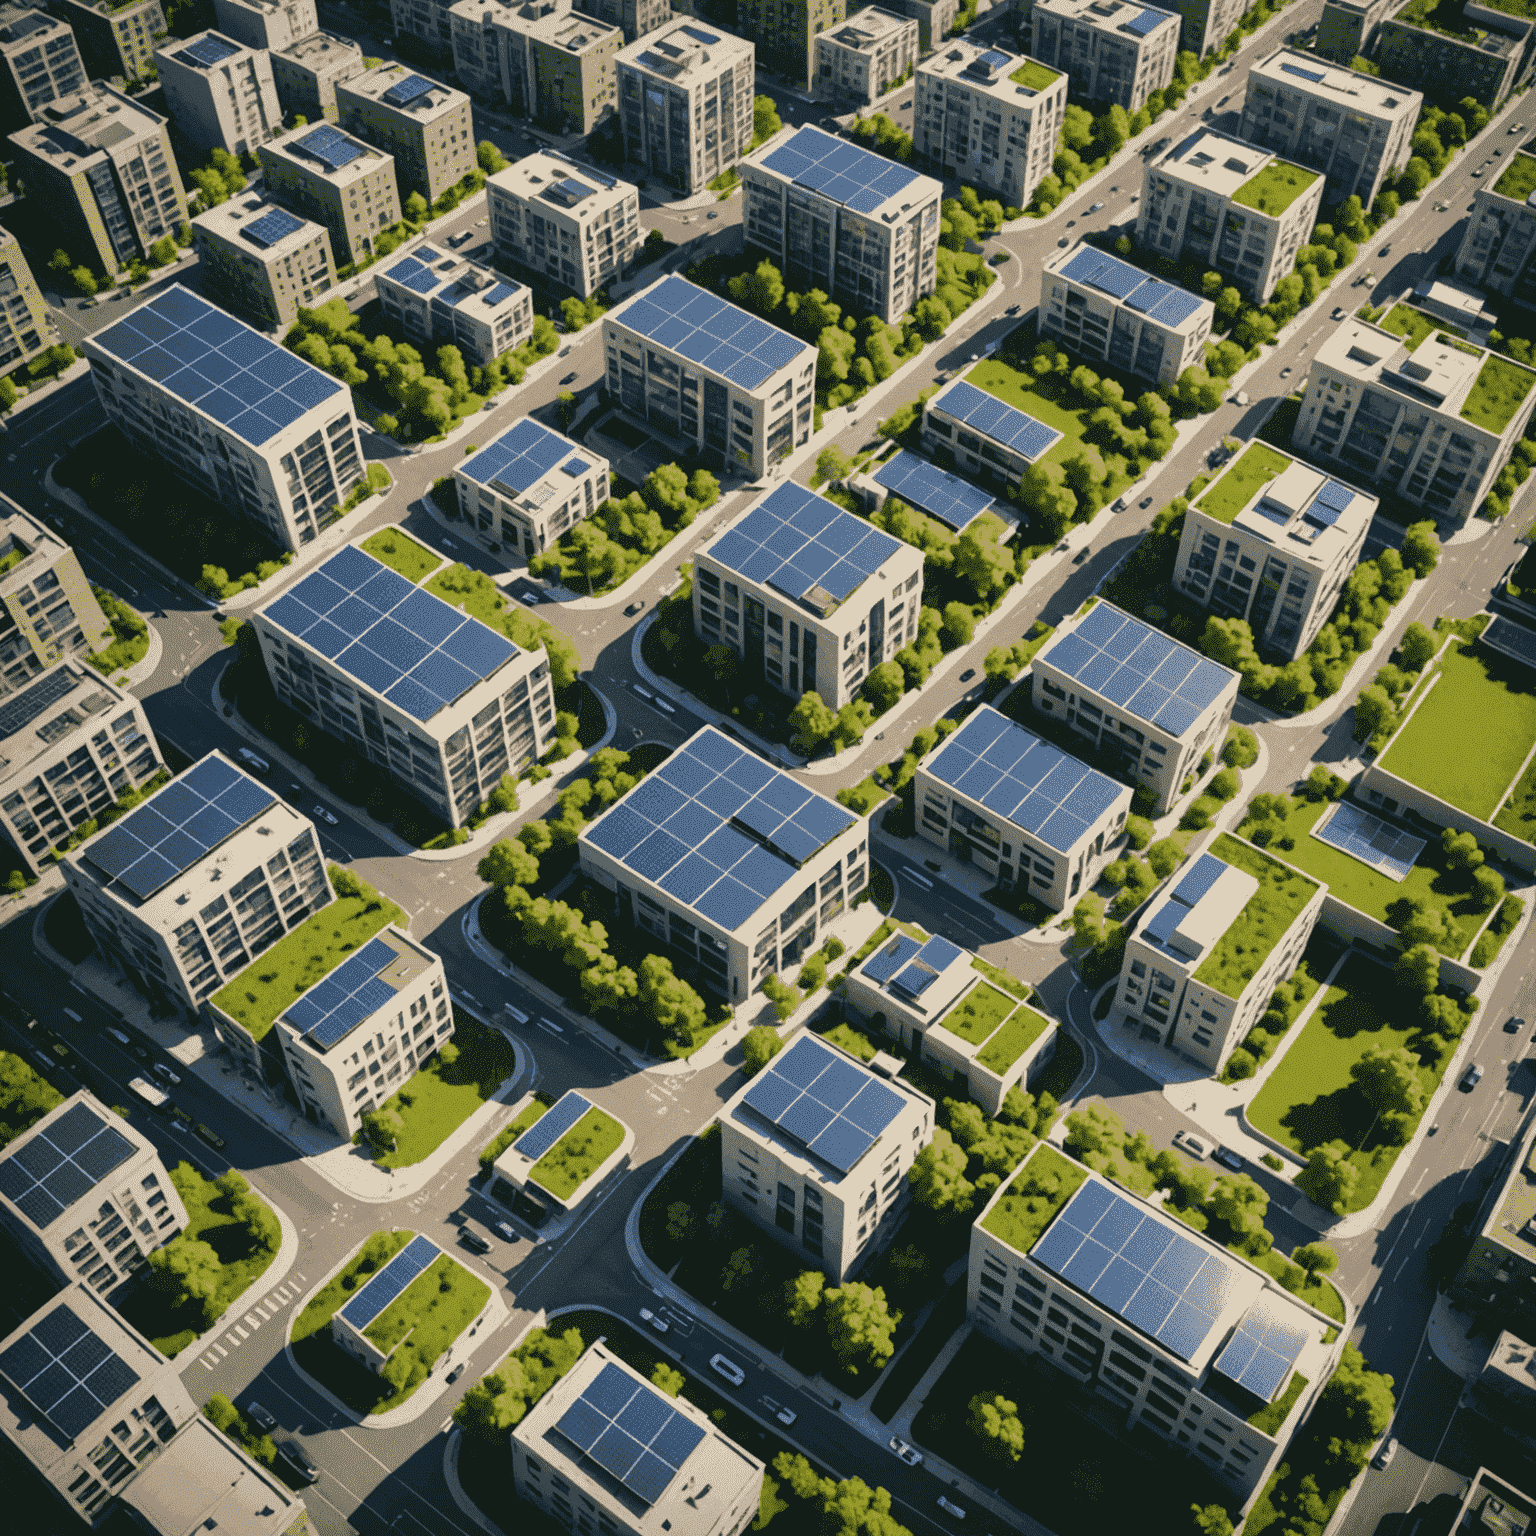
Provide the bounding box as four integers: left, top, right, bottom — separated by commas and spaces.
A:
197, 1271, 309, 1372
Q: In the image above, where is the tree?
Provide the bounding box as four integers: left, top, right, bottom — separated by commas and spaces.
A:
1399, 621, 1436, 671
453, 1325, 585, 1441
1209, 1172, 1269, 1247
1395, 942, 1440, 994
1350, 1043, 1426, 1119
940, 601, 974, 649
907, 1128, 975, 1219
1353, 683, 1395, 743
477, 838, 538, 891
1065, 1101, 1124, 1158
742, 1024, 783, 1077
556, 389, 578, 432
1442, 828, 1484, 872
727, 259, 784, 316
789, 691, 836, 755
954, 516, 1012, 601
967, 1390, 1024, 1461
638, 955, 707, 1049
863, 660, 904, 713
1401, 520, 1440, 577
362, 1104, 403, 1152
71, 266, 97, 297
1223, 725, 1258, 768
1317, 1343, 1396, 1446
822, 1281, 899, 1375
721, 1246, 755, 1292
1297, 1140, 1358, 1215
404, 191, 429, 223
665, 1201, 693, 1242
784, 1269, 825, 1328
752, 94, 782, 146
1293, 1242, 1338, 1280
650, 1362, 685, 1397
1192, 1505, 1234, 1536
817, 445, 853, 484
148, 1235, 222, 1319
1474, 864, 1505, 908
1398, 901, 1448, 949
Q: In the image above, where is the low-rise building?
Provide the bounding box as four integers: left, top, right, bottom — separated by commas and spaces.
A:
46, 0, 163, 83
741, 124, 941, 326
0, 224, 49, 374
1040, 244, 1213, 387
1028, 601, 1240, 815
212, 0, 315, 50
376, 242, 532, 367
485, 1087, 632, 1221
913, 703, 1132, 909
920, 377, 1065, 492
720, 1031, 933, 1280
0, 501, 110, 697
512, 1340, 764, 1536
736, 0, 844, 90
1136, 127, 1325, 303
1174, 443, 1375, 659
603, 274, 816, 478
1413, 277, 1496, 333
1375, 3, 1530, 112
270, 27, 365, 122
1168, 0, 1243, 56
1452, 1113, 1536, 1339
914, 41, 1067, 210
1455, 146, 1536, 303
61, 751, 333, 1014
0, 5, 85, 132
813, 5, 918, 103
1448, 1469, 1536, 1536
84, 284, 367, 552
336, 61, 474, 207
1029, 0, 1179, 113
1471, 1335, 1536, 1430
192, 192, 336, 331
487, 149, 639, 297
258, 122, 401, 269
154, 30, 281, 159
692, 481, 923, 710
578, 725, 870, 1002
1291, 317, 1536, 526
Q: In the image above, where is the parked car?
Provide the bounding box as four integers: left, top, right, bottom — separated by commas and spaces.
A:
1332, 307, 1347, 319
774, 1404, 797, 1426
1173, 1130, 1213, 1159
709, 1353, 745, 1386
312, 804, 339, 826
560, 371, 578, 385
1213, 1146, 1244, 1172
937, 1496, 967, 1519
152, 1062, 181, 1085
459, 1229, 492, 1255
1280, 367, 1292, 379
235, 748, 270, 775
1460, 1063, 1484, 1091
960, 669, 976, 682
624, 600, 645, 615
639, 1308, 669, 1335
447, 1362, 467, 1383
492, 1221, 518, 1242
195, 1122, 226, 1150
1504, 1015, 1525, 1033
889, 1438, 924, 1467
246, 1402, 277, 1433
632, 683, 654, 702
654, 696, 676, 714
1373, 1437, 1398, 1470
1088, 201, 1104, 213
1230, 390, 1250, 406
277, 1438, 320, 1484
1379, 244, 1391, 256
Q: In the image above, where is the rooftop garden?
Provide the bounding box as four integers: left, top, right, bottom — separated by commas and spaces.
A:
360, 527, 441, 584
1193, 835, 1320, 1000
1248, 1369, 1308, 1435
1461, 355, 1536, 434
977, 1003, 1054, 1075
1379, 303, 1461, 353
478, 1094, 548, 1169
937, 981, 1015, 1046
1494, 152, 1536, 201
1392, 0, 1489, 39
362, 1251, 491, 1384
1232, 160, 1320, 217
529, 1105, 625, 1200
1009, 59, 1061, 90
980, 1143, 1087, 1254
1197, 443, 1290, 525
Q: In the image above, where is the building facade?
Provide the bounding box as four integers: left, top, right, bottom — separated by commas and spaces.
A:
813, 6, 918, 103
1168, 0, 1243, 56
1455, 148, 1536, 303
575, 0, 669, 42
454, 418, 610, 556
1375, 8, 1529, 111
212, 0, 316, 51
336, 61, 475, 206
46, 0, 163, 82
0, 5, 85, 132
257, 121, 402, 268
1451, 1114, 1536, 1340
193, 192, 336, 330
900, 0, 957, 48
1314, 0, 1395, 61
737, 0, 843, 88
921, 376, 1065, 492
377, 243, 532, 367
0, 502, 110, 696
0, 225, 48, 374
271, 28, 366, 122
154, 30, 281, 158
391, 0, 453, 53
1030, 0, 1179, 112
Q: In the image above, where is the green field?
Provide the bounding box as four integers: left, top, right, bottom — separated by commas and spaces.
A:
1009, 59, 1060, 90
1197, 443, 1290, 525
937, 981, 1015, 1046
979, 1144, 1087, 1253
976, 1004, 1053, 1074
1194, 835, 1319, 999
1232, 161, 1320, 216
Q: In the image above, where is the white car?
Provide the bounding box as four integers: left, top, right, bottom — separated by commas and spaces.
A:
937, 1496, 967, 1519
1173, 1130, 1212, 1159
654, 695, 676, 715
889, 1437, 924, 1467
764, 1396, 796, 1425
639, 1308, 669, 1335
312, 804, 339, 826
709, 1353, 745, 1387
152, 1062, 181, 1085
632, 683, 654, 702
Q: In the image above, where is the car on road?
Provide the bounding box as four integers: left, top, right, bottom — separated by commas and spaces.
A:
246, 1402, 277, 1432
447, 1361, 468, 1383
152, 1062, 181, 1085
29, 1048, 52, 1073
492, 1221, 518, 1242
1506, 1015, 1526, 1033
312, 804, 339, 826
195, 1122, 226, 1150
1373, 1437, 1397, 1470
1513, 122, 1525, 132
889, 1438, 923, 1467
459, 1228, 492, 1255
1331, 306, 1347, 319
1058, 237, 1070, 246
632, 683, 653, 702
107, 1026, 131, 1047
639, 1308, 669, 1335
559, 371, 578, 385
937, 1495, 967, 1519
1280, 367, 1292, 378
1230, 390, 1250, 406
706, 210, 718, 219
1173, 1129, 1213, 1159
709, 1353, 745, 1386
654, 695, 676, 714
1460, 1063, 1484, 1091
277, 1438, 320, 1484
235, 748, 270, 775
129, 1042, 150, 1063
1213, 1146, 1244, 1172
960, 669, 975, 681
625, 600, 645, 615
1473, 166, 1485, 176
1379, 245, 1391, 256
167, 1105, 194, 1133
1088, 201, 1104, 212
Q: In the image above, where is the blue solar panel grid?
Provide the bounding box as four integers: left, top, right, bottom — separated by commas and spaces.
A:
873, 450, 995, 532
482, 282, 521, 308
1280, 61, 1326, 82
0, 1302, 141, 1439
862, 932, 922, 986
1148, 287, 1208, 328
681, 22, 719, 41
243, 208, 304, 249
932, 380, 1062, 463
182, 32, 239, 66
761, 126, 922, 215
1315, 480, 1356, 514
512, 1090, 593, 1162
461, 418, 578, 496
381, 73, 435, 108
1123, 6, 1170, 34
287, 935, 401, 1050
1061, 247, 1146, 302
299, 123, 364, 170
384, 253, 440, 297
337, 1233, 440, 1329
1215, 1293, 1311, 1401
0, 1103, 135, 1229
91, 285, 344, 448
1311, 802, 1424, 883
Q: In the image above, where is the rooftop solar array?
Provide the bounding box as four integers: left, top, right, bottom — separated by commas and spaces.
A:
383, 251, 441, 296
924, 705, 1125, 854
92, 285, 344, 448
1039, 604, 1235, 738
381, 73, 435, 108
874, 450, 996, 532
84, 753, 276, 901
704, 482, 901, 611
584, 727, 855, 934
0, 1302, 141, 1439
931, 380, 1062, 463
555, 1361, 707, 1507
862, 931, 965, 1003
0, 1103, 136, 1228
1279, 60, 1326, 83
337, 1233, 440, 1329
243, 207, 305, 250
1123, 5, 1173, 34
512, 1090, 594, 1162
1033, 1178, 1241, 1361
610, 275, 810, 392
740, 1036, 905, 1175
1481, 614, 1536, 670
680, 23, 718, 42
1214, 1292, 1311, 1401
760, 126, 924, 215
287, 935, 400, 1050
482, 281, 522, 308
1060, 247, 1209, 328
297, 122, 365, 171
1305, 478, 1357, 529
180, 32, 239, 66
1311, 801, 1424, 883
461, 419, 585, 498
977, 47, 1011, 69
260, 544, 518, 723
0, 667, 81, 741
1140, 851, 1230, 950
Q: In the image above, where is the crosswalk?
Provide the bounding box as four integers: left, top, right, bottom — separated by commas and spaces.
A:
200, 1271, 307, 1370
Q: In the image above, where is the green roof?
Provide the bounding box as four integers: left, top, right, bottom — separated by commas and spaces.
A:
1494, 153, 1536, 202
1009, 58, 1061, 90
1192, 835, 1320, 1000
1461, 354, 1536, 434
937, 981, 1015, 1046
529, 1106, 625, 1200
1231, 160, 1320, 216
977, 1004, 1054, 1075
1379, 303, 1462, 351
1196, 443, 1291, 525
360, 527, 441, 584
980, 1143, 1087, 1254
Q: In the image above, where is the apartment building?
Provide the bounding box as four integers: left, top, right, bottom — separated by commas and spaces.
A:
603, 275, 816, 477
575, 0, 669, 42
0, 225, 47, 374
212, 0, 315, 50
193, 192, 335, 331
741, 124, 941, 325
1292, 317, 1536, 526
900, 0, 957, 49
971, 1144, 1342, 1505
814, 6, 919, 104
0, 503, 110, 697
692, 481, 923, 710
1168, 0, 1243, 56
719, 1031, 934, 1281
454, 417, 610, 556
257, 121, 402, 268
735, 0, 842, 88
1030, 0, 1179, 113
1136, 127, 1324, 303
84, 284, 366, 552
1375, 5, 1529, 111
1029, 601, 1240, 815
513, 1341, 764, 1536
391, 0, 453, 53
484, 1087, 633, 1220
61, 751, 333, 1014
1315, 0, 1395, 61
1451, 1114, 1536, 1340
921, 377, 1065, 491
271, 28, 365, 122
377, 243, 532, 367
578, 725, 869, 1002
1175, 444, 1374, 659
914, 41, 1067, 209
1456, 146, 1536, 303
1239, 49, 1421, 212
8, 84, 188, 277
1040, 243, 1213, 387
0, 5, 84, 131
154, 31, 281, 158
336, 61, 474, 206
47, 0, 163, 82
616, 20, 752, 195
0, 661, 163, 876
487, 150, 639, 297
251, 540, 557, 828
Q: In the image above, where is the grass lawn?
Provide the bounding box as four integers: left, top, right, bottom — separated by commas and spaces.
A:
1194, 835, 1320, 999
1379, 304, 1462, 351
360, 1252, 490, 1404
1196, 443, 1290, 525
977, 1004, 1053, 1073
822, 1022, 877, 1060
1232, 161, 1320, 215
1249, 1370, 1308, 1435
1010, 59, 1060, 89
1495, 151, 1536, 201
1462, 354, 1536, 434
1493, 758, 1536, 845
979, 1144, 1087, 1253
529, 1106, 625, 1199
1251, 1248, 1346, 1324
938, 981, 1014, 1046
361, 527, 441, 583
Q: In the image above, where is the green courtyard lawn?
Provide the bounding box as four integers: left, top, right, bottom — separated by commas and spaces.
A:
1379, 304, 1462, 351
1195, 835, 1321, 999
1495, 152, 1536, 200
979, 1144, 1087, 1254
1462, 354, 1536, 435
1009, 59, 1060, 89
1196, 443, 1290, 525
529, 1106, 625, 1200
1493, 751, 1536, 846
360, 527, 442, 583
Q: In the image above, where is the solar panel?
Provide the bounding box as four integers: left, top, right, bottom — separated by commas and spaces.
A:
337, 1233, 440, 1329
862, 932, 922, 985
1123, 6, 1170, 34
258, 544, 518, 724
381, 72, 435, 108
180, 31, 239, 66
873, 450, 996, 531
1148, 287, 1208, 328
978, 48, 1010, 68
1314, 480, 1356, 514
512, 1089, 593, 1162
461, 418, 581, 497
298, 122, 364, 170
1311, 801, 1424, 883
284, 935, 401, 1050
930, 379, 1062, 463
1214, 1293, 1311, 1401
90, 286, 343, 449
918, 935, 964, 970
243, 208, 304, 249
760, 126, 922, 214
0, 1103, 135, 1229
1279, 61, 1326, 83
483, 282, 522, 307
680, 23, 718, 41
1482, 614, 1536, 669
0, 1301, 141, 1439
1061, 247, 1146, 302
0, 668, 81, 740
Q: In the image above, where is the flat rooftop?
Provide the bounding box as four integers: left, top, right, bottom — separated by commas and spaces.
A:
0, 1093, 141, 1232
1478, 1117, 1536, 1266
488, 150, 632, 213
163, 30, 251, 68
501, 2, 620, 52
380, 244, 528, 322
264, 120, 391, 186
930, 378, 1062, 461
1454, 1469, 1536, 1536
873, 449, 998, 532
280, 926, 433, 1055
0, 7, 68, 45
751, 125, 937, 219
1251, 46, 1419, 116
194, 193, 326, 262
342, 61, 466, 119
822, 4, 916, 48
920, 39, 1062, 101
1034, 0, 1180, 38
1194, 444, 1375, 562
1051, 245, 1211, 330
334, 1233, 444, 1332
459, 418, 594, 509
0, 662, 129, 779
617, 17, 752, 79
1156, 127, 1320, 214
15, 83, 165, 165
275, 28, 363, 71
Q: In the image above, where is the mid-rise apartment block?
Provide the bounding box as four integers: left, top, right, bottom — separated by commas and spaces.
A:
900, 0, 957, 49
46, 0, 162, 83
336, 61, 474, 207
915, 42, 1067, 210
814, 5, 919, 104
921, 377, 1065, 492
257, 121, 402, 268
487, 150, 639, 297
737, 0, 843, 88
378, 243, 532, 366
1375, 3, 1529, 112
271, 27, 365, 122
577, 0, 669, 42
391, 0, 453, 53
0, 225, 48, 373
578, 725, 870, 1001
193, 192, 335, 331
1116, 840, 1324, 1072
212, 0, 316, 51
741, 125, 941, 326
1168, 0, 1243, 56
8, 84, 188, 278
1136, 127, 1324, 303
603, 274, 816, 477
0, 5, 84, 131
1456, 145, 1536, 303
1040, 244, 1213, 386
61, 751, 333, 1014
251, 540, 557, 827
1175, 444, 1374, 659
719, 1032, 934, 1281
1315, 0, 1395, 62
0, 502, 110, 696
1292, 317, 1536, 525
1239, 49, 1421, 212
1029, 602, 1240, 815
84, 285, 366, 551
1030, 0, 1179, 113
1451, 1113, 1536, 1340
693, 481, 924, 710
154, 30, 281, 158
455, 417, 610, 556
0, 660, 163, 875
616, 19, 752, 195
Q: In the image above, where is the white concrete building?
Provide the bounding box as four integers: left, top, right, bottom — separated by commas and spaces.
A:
719, 1031, 934, 1281
376, 242, 533, 368
914, 41, 1067, 210
257, 122, 401, 269
578, 726, 870, 1003
485, 1087, 633, 1220
920, 377, 1064, 492
154, 30, 281, 158
487, 150, 639, 298
192, 192, 336, 331
83, 284, 366, 553
1412, 277, 1495, 334
1029, 602, 1240, 815
212, 0, 316, 51
813, 6, 919, 104
1030, 0, 1179, 113
1455, 148, 1536, 303
61, 751, 333, 1015
603, 275, 816, 478
336, 61, 475, 207
0, 5, 87, 130
0, 502, 110, 697
1169, 0, 1244, 56
270, 28, 365, 122
741, 124, 942, 326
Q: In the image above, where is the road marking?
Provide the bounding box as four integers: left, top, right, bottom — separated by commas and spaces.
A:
244, 1313, 260, 1329
203, 1357, 216, 1370
215, 1343, 227, 1357
232, 1325, 247, 1341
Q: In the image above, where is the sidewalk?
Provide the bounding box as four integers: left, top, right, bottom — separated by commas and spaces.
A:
1425, 1292, 1491, 1381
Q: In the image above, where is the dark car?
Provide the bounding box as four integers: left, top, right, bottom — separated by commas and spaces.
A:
1504, 1015, 1525, 1033
277, 1438, 320, 1484
195, 1122, 226, 1150
246, 1402, 277, 1433
459, 1229, 492, 1255
1459, 1063, 1483, 1091
960, 669, 976, 682
1212, 1146, 1244, 1172
560, 372, 578, 385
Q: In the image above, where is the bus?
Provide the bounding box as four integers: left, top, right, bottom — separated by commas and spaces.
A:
128, 1076, 170, 1112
